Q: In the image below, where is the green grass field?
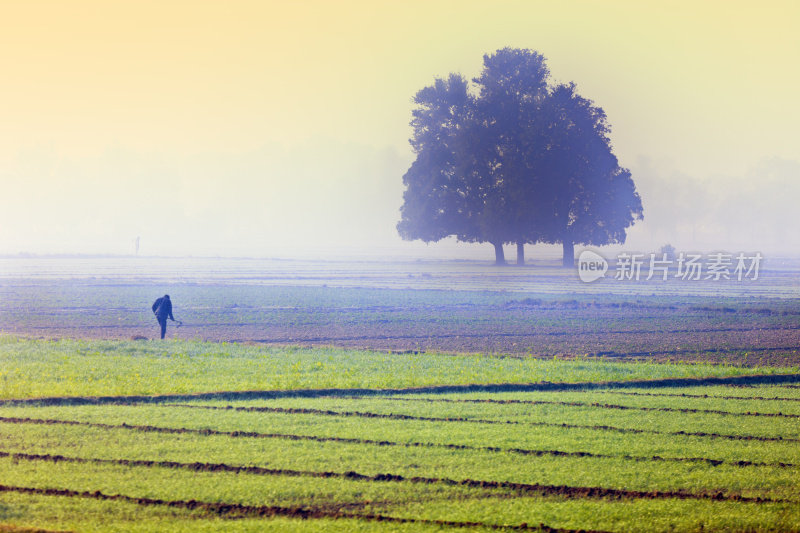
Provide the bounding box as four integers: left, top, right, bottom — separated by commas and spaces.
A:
1, 337, 799, 531
4, 336, 792, 399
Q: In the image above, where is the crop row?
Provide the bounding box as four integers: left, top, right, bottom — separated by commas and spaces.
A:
163, 402, 800, 435
7, 396, 800, 464
337, 395, 800, 418
4, 467, 800, 533
4, 403, 799, 446
2, 423, 798, 528
207, 392, 800, 439
3, 450, 783, 504
392, 388, 800, 415
595, 390, 800, 402
4, 414, 800, 500
0, 483, 586, 532
1, 370, 797, 407
1, 415, 795, 469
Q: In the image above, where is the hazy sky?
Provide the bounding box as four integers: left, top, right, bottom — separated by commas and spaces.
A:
1, 1, 798, 258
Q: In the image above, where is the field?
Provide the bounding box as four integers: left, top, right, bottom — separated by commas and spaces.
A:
2, 272, 799, 366
0, 257, 799, 531
1, 362, 800, 532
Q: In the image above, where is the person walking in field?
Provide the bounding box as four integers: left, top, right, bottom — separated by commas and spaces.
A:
152, 294, 178, 339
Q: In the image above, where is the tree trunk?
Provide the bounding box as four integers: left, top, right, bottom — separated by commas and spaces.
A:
493, 242, 506, 265
562, 239, 574, 268
516, 241, 525, 266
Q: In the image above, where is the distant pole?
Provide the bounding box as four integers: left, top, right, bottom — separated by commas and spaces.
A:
134, 236, 140, 255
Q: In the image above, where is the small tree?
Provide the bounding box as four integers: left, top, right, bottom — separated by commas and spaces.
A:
659, 244, 676, 262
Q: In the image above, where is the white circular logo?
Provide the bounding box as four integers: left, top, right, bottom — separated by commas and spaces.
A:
577, 250, 608, 283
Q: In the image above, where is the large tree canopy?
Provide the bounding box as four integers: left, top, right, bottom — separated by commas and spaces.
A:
530, 83, 643, 265
397, 74, 476, 243
397, 48, 642, 265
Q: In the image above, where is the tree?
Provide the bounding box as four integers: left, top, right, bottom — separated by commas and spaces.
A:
396, 71, 513, 264
530, 84, 643, 266
398, 49, 550, 265
396, 73, 482, 246
397, 49, 643, 266
473, 48, 550, 264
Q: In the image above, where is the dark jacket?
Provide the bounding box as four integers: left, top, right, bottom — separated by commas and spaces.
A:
152, 296, 174, 321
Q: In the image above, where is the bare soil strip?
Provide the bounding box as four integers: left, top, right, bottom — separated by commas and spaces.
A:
238, 326, 800, 343
19, 323, 800, 337
249, 336, 800, 360
589, 346, 800, 359
0, 453, 785, 505
2, 374, 800, 407
355, 397, 800, 418
0, 484, 597, 532
598, 391, 800, 402
1, 416, 795, 468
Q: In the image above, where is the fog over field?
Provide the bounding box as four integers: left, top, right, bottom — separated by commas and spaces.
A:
3, 143, 799, 260
1, 1, 798, 260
